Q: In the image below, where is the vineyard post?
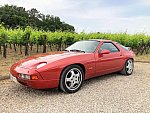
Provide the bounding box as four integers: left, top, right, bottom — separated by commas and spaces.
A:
13, 43, 17, 52
20, 44, 22, 54
139, 40, 146, 55
136, 41, 143, 55
30, 44, 33, 51
2, 33, 7, 58
43, 35, 47, 53
9, 43, 12, 49
65, 42, 67, 48
0, 44, 1, 54
142, 41, 149, 54
145, 40, 150, 54
57, 37, 62, 51
24, 33, 30, 56
36, 44, 39, 53
49, 42, 52, 51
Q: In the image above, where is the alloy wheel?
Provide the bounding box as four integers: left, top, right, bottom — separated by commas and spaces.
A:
65, 68, 82, 91
126, 59, 133, 74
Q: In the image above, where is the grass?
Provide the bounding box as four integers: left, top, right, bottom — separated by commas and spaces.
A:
134, 54, 150, 61
0, 47, 150, 76
0, 49, 25, 76
0, 46, 60, 76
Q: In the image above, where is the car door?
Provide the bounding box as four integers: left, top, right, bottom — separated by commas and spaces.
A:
96, 42, 124, 75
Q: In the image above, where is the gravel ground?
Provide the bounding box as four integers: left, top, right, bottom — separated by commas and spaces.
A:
0, 62, 150, 113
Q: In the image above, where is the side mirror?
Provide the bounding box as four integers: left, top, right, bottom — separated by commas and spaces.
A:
98, 49, 110, 57
101, 49, 110, 54
98, 49, 110, 56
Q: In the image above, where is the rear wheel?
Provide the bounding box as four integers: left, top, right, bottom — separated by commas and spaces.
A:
120, 59, 134, 75
59, 65, 84, 93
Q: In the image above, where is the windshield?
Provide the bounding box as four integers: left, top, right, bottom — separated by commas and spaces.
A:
66, 40, 100, 53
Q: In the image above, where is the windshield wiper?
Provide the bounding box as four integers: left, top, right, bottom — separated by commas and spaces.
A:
63, 49, 69, 52
69, 49, 85, 53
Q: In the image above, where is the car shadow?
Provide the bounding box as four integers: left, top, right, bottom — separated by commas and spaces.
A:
82, 72, 122, 88
14, 72, 123, 96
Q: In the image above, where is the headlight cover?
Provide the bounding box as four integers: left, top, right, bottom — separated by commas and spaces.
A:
19, 74, 30, 80
36, 62, 47, 69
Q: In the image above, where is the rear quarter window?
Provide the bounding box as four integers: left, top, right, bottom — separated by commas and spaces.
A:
118, 44, 129, 51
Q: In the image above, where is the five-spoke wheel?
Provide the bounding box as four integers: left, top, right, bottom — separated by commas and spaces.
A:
59, 65, 84, 93
121, 59, 134, 75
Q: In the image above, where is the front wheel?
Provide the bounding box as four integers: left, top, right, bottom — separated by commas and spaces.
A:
120, 59, 134, 75
59, 65, 84, 93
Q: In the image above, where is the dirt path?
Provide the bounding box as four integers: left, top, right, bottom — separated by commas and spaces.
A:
0, 62, 150, 113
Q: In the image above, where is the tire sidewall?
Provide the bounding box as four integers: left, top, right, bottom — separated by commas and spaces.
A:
59, 65, 84, 93
125, 59, 134, 75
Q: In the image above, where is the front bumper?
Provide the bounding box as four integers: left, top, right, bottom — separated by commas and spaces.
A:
10, 66, 59, 89
17, 78, 58, 89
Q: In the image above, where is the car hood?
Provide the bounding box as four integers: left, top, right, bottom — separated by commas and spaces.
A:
14, 51, 86, 69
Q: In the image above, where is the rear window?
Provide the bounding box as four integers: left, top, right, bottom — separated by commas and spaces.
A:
118, 43, 129, 51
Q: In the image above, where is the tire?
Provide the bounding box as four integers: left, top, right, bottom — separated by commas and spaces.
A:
59, 65, 84, 93
120, 59, 134, 75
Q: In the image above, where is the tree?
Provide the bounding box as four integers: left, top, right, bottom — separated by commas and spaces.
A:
0, 5, 75, 32
0, 5, 29, 29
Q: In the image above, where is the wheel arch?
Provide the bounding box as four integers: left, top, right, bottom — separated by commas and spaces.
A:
130, 58, 134, 61
126, 57, 134, 62
60, 63, 86, 77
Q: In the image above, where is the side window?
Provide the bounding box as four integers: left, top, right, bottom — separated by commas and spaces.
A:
99, 42, 119, 53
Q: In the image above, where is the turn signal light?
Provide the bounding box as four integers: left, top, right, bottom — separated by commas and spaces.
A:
31, 75, 38, 80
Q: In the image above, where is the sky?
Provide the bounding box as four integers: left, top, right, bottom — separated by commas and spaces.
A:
0, 0, 150, 34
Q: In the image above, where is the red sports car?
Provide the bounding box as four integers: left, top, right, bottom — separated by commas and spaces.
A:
10, 39, 134, 93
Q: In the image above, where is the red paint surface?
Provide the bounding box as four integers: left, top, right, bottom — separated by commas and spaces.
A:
10, 40, 134, 89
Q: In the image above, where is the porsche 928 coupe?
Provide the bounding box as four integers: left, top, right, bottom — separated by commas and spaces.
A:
10, 39, 134, 93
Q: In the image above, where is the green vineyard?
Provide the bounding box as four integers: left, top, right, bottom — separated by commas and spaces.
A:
0, 24, 150, 58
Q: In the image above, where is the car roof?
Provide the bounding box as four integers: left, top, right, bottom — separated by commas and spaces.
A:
88, 39, 113, 42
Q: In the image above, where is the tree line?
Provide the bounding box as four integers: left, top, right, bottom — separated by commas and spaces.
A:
0, 5, 75, 32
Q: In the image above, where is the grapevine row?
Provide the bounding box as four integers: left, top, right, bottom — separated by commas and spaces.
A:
0, 25, 150, 58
